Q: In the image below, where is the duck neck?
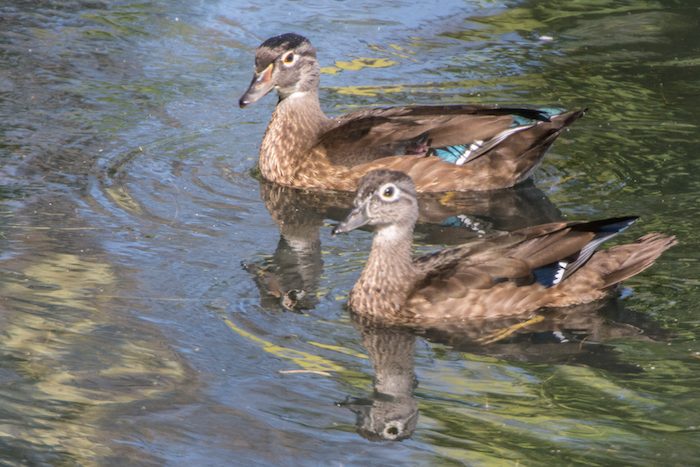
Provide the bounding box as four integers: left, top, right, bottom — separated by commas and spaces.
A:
259, 91, 329, 184
361, 327, 416, 398
350, 224, 418, 319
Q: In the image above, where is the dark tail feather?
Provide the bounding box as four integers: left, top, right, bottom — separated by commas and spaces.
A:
601, 233, 677, 288
569, 216, 639, 234
555, 108, 588, 127
559, 216, 638, 282
525, 217, 640, 287
515, 217, 674, 289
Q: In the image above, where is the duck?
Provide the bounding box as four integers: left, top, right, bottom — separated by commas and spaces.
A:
332, 169, 676, 324
239, 33, 585, 192
245, 178, 563, 312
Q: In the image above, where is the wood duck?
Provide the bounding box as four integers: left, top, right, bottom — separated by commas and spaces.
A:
244, 178, 564, 312
332, 170, 676, 324
239, 33, 584, 192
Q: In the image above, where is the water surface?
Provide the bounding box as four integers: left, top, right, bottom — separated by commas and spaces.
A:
1, 0, 699, 464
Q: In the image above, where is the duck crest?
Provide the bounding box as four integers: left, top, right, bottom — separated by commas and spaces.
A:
259, 33, 310, 55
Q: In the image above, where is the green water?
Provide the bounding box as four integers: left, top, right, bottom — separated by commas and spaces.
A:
0, 0, 698, 464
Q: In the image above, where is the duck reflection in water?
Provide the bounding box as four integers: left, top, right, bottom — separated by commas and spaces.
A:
245, 176, 563, 311
340, 324, 418, 441
342, 299, 667, 442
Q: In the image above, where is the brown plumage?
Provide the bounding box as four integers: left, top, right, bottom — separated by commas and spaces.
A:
240, 33, 585, 192
333, 170, 676, 325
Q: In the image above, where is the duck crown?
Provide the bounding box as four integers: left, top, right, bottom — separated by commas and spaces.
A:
255, 32, 316, 71
356, 170, 417, 208
260, 33, 310, 52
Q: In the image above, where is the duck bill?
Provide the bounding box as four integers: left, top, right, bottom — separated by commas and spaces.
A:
239, 63, 274, 108
332, 205, 370, 235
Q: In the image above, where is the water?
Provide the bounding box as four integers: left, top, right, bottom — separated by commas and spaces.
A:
1, 0, 699, 464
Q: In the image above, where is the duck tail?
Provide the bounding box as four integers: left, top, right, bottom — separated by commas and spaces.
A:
524, 216, 638, 287
552, 108, 588, 126
511, 108, 587, 184
597, 233, 677, 289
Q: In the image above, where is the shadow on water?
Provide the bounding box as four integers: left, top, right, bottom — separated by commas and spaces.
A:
1, 0, 699, 464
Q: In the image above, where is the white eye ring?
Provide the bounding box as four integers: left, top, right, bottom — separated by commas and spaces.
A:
281, 52, 297, 67
379, 183, 399, 201
382, 420, 404, 440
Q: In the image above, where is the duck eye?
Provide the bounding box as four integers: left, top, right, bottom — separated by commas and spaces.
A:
381, 185, 396, 199
383, 421, 404, 439
283, 52, 295, 64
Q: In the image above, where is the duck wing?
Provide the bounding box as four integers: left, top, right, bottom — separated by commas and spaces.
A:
318, 104, 570, 166
413, 217, 641, 295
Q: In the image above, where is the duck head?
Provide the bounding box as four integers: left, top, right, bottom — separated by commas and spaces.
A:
333, 170, 419, 236
239, 33, 320, 107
